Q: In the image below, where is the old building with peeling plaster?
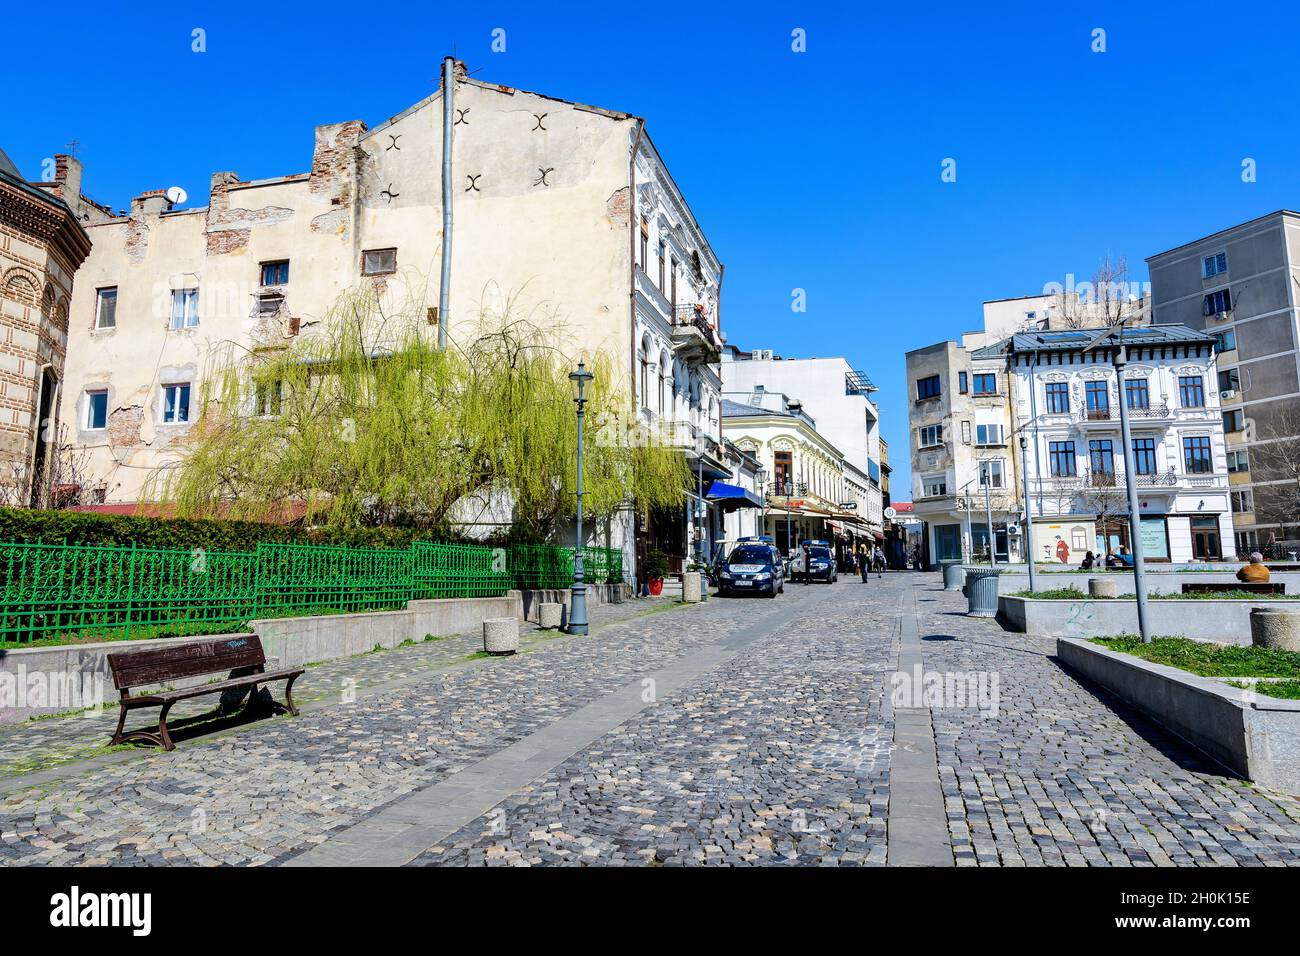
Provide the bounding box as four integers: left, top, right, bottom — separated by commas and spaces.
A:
56, 64, 726, 577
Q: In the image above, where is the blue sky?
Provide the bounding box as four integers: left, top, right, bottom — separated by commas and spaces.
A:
5, 0, 1298, 492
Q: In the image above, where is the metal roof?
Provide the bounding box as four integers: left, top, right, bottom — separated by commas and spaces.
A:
972, 324, 1213, 358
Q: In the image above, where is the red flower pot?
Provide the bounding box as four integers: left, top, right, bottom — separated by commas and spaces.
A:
648, 577, 664, 596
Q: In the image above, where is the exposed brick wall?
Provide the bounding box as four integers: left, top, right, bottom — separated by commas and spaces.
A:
107, 405, 143, 447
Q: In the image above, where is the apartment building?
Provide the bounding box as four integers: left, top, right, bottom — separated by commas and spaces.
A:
1147, 210, 1300, 555
906, 335, 1020, 565
56, 63, 725, 581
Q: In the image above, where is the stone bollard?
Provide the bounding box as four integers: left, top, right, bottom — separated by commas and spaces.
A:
1250, 608, 1300, 652
483, 617, 519, 656
1088, 578, 1117, 599
538, 602, 563, 630
682, 572, 702, 603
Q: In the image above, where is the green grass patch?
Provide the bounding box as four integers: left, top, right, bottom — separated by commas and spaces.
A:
1092, 636, 1300, 678
1011, 586, 1087, 600
1142, 590, 1300, 600
1250, 680, 1300, 699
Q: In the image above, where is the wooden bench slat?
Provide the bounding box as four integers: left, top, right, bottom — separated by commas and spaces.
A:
1181, 582, 1285, 594
107, 635, 266, 690
122, 667, 304, 706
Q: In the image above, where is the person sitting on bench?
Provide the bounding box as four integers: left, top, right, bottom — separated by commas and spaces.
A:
1237, 552, 1271, 584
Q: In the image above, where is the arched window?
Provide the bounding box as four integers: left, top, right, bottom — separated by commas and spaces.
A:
638, 333, 651, 409
658, 349, 670, 418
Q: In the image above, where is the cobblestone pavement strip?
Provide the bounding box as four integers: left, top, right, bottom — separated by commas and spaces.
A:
408, 582, 897, 866
0, 596, 674, 781
914, 582, 1300, 867
4, 573, 1300, 867
0, 593, 791, 865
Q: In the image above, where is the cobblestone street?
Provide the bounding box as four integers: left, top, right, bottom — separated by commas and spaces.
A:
3, 573, 1300, 867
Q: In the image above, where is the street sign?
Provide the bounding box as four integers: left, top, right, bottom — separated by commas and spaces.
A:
884, 506, 897, 520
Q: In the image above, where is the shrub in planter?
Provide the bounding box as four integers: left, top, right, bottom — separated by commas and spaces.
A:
645, 549, 669, 596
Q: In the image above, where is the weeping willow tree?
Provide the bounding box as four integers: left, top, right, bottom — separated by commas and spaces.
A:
152, 283, 688, 538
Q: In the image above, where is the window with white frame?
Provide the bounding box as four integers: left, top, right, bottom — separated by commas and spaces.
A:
975, 423, 1003, 445
169, 288, 199, 329
918, 423, 943, 448
922, 475, 947, 497
1231, 489, 1253, 514
979, 459, 1005, 489
161, 382, 192, 424
1203, 252, 1228, 278
95, 287, 117, 329
85, 390, 108, 430
1226, 449, 1249, 473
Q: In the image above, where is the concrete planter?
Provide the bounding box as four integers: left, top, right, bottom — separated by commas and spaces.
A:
999, 570, 1300, 596
682, 572, 702, 603
1057, 638, 1300, 793
1088, 578, 1117, 598
1250, 608, 1300, 652
482, 617, 519, 655
537, 602, 563, 630
1000, 594, 1300, 644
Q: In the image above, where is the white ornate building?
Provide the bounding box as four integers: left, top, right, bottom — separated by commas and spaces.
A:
984, 325, 1233, 563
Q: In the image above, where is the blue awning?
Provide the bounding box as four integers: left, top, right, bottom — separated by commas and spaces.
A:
706, 481, 763, 509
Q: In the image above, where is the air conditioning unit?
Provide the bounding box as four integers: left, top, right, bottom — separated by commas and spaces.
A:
1214, 310, 1233, 322
1220, 389, 1237, 400
752, 349, 773, 360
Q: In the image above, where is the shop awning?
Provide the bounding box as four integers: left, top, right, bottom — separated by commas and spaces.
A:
706, 481, 763, 509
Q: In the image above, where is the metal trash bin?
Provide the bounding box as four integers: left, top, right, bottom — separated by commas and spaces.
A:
964, 566, 1003, 617
941, 560, 965, 591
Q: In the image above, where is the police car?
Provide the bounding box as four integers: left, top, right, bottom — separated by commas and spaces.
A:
716, 536, 786, 598
792, 540, 837, 583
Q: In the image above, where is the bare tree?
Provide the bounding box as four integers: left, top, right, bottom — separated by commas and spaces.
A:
1241, 407, 1300, 549
0, 424, 102, 510
1054, 254, 1150, 329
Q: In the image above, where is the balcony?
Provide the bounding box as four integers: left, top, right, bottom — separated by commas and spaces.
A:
1078, 402, 1174, 427
671, 304, 720, 363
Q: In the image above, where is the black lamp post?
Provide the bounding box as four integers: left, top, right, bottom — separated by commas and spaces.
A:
567, 362, 593, 635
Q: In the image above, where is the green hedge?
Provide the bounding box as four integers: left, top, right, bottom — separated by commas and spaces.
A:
0, 507, 423, 552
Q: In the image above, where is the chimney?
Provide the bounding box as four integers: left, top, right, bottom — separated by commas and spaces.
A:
51, 154, 82, 201
130, 189, 172, 217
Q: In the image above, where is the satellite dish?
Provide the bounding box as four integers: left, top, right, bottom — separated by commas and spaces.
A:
165, 186, 187, 206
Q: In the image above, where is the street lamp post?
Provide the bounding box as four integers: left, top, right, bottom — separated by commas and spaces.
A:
1113, 343, 1152, 643
1019, 432, 1037, 592
695, 445, 709, 602
983, 476, 997, 566
567, 362, 593, 635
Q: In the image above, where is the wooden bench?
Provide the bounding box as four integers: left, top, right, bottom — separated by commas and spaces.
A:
1181, 582, 1286, 595
106, 635, 303, 751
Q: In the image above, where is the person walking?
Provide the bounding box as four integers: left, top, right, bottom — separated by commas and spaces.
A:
801, 541, 812, 586
873, 544, 885, 579
859, 544, 870, 583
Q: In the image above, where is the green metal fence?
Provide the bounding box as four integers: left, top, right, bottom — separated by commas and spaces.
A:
506, 544, 623, 590
0, 537, 623, 645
